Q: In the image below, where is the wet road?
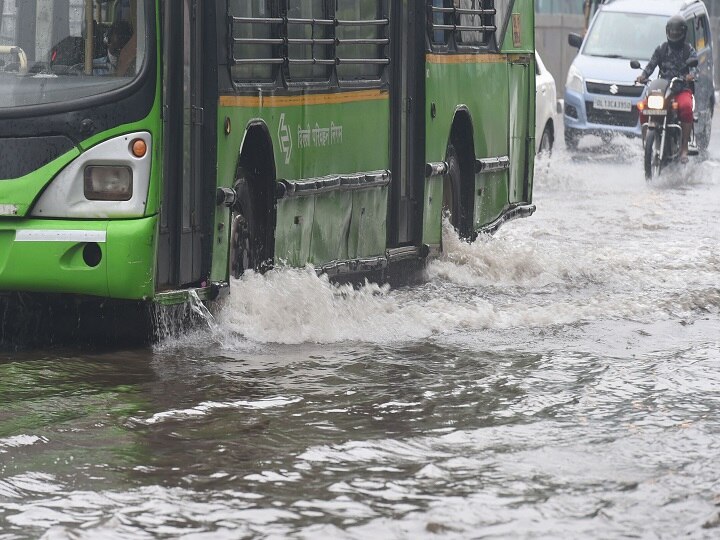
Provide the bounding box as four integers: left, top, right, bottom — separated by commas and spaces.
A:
1, 122, 720, 538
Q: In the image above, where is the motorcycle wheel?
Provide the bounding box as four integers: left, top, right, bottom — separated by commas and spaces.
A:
644, 130, 662, 181
696, 112, 712, 153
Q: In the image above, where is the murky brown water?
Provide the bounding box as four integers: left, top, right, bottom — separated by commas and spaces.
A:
1, 126, 720, 538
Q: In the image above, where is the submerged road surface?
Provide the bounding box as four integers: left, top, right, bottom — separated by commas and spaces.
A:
1, 122, 719, 538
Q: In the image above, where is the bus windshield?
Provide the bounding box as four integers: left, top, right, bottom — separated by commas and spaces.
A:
0, 0, 147, 109
584, 12, 666, 61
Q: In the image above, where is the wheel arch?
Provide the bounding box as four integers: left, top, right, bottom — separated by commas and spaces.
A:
545, 117, 555, 138
447, 107, 476, 237
236, 120, 277, 188
232, 120, 278, 273
540, 117, 555, 152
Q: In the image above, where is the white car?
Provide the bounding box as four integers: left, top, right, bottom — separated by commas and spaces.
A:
535, 51, 558, 155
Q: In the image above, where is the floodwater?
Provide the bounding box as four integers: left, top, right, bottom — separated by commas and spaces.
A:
1, 127, 720, 539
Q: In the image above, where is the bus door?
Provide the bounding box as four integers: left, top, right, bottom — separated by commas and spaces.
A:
389, 0, 426, 247
158, 0, 205, 288
508, 54, 532, 203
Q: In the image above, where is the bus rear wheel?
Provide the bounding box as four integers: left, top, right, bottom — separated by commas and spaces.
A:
443, 144, 462, 234
229, 175, 262, 279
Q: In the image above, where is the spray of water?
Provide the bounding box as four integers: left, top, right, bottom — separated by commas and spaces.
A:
155, 137, 720, 348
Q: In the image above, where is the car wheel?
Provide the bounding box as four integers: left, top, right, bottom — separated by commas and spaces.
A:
564, 127, 579, 150
538, 123, 553, 156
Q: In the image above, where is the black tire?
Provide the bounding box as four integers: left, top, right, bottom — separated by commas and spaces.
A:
564, 127, 579, 150
696, 111, 712, 152
229, 170, 271, 279
538, 123, 554, 156
644, 130, 661, 181
443, 144, 463, 235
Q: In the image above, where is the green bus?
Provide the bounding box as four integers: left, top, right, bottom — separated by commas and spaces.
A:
0, 0, 535, 311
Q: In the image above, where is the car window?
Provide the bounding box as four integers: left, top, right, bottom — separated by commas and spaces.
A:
695, 16, 710, 50
684, 17, 696, 49
584, 11, 666, 60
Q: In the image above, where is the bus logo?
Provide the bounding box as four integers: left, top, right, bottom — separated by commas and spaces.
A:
278, 113, 293, 164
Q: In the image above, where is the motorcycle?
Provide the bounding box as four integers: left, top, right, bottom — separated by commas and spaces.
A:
630, 57, 699, 180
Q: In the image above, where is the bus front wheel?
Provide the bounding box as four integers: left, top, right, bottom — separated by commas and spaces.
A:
229, 175, 260, 279
443, 144, 462, 234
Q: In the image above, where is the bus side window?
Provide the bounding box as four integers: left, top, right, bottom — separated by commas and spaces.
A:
456, 0, 483, 46
494, 0, 514, 47
428, 0, 447, 46
336, 0, 387, 82
287, 0, 332, 81
228, 0, 278, 83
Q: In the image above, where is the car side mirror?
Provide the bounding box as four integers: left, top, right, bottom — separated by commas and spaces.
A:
686, 58, 699, 68
568, 33, 583, 49
630, 60, 641, 69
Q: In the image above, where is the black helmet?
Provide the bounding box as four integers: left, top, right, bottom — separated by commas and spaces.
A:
666, 15, 687, 43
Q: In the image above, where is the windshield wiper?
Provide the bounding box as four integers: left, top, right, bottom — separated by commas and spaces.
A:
590, 53, 624, 59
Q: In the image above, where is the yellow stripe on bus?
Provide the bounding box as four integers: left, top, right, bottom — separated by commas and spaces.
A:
426, 53, 510, 64
219, 89, 389, 108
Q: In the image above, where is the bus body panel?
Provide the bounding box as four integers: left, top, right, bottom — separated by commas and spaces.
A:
504, 1, 536, 205
274, 196, 315, 269
501, 0, 535, 54
213, 94, 391, 278
0, 116, 162, 301
348, 186, 389, 260
422, 176, 444, 247
217, 93, 389, 181
509, 60, 531, 203
0, 149, 80, 217
425, 56, 512, 230
0, 216, 156, 300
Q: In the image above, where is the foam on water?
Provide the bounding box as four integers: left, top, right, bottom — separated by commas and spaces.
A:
155, 138, 720, 350
155, 232, 717, 350
128, 396, 303, 426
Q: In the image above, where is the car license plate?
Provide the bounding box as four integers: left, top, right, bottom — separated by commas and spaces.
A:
644, 109, 667, 116
593, 97, 632, 112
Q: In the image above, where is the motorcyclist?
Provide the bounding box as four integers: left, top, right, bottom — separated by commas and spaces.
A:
635, 15, 698, 163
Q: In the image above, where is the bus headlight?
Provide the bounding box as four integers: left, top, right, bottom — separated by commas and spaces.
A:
84, 166, 133, 201
647, 95, 665, 110
31, 132, 151, 219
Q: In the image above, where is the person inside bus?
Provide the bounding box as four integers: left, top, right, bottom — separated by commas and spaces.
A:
93, 20, 134, 76
635, 15, 698, 163
115, 30, 137, 77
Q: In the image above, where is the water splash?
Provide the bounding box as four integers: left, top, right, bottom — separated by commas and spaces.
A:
153, 141, 720, 349
151, 289, 217, 344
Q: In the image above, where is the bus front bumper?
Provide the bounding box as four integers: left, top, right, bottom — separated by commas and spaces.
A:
0, 216, 157, 300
